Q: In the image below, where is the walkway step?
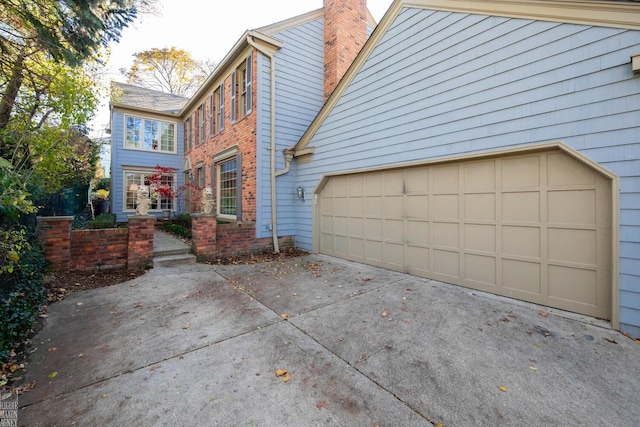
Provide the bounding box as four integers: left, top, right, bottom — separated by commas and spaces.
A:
153, 253, 196, 268
153, 247, 192, 257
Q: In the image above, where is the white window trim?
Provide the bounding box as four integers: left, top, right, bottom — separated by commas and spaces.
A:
123, 114, 178, 154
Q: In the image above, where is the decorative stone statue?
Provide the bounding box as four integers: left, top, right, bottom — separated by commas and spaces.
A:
135, 185, 151, 216
202, 187, 214, 214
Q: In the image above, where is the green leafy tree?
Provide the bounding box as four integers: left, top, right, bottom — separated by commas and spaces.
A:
121, 47, 216, 97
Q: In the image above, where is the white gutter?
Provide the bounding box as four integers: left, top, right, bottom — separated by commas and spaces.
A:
247, 34, 282, 253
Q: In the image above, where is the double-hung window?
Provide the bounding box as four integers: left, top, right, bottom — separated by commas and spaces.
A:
125, 116, 176, 153
214, 147, 241, 220
209, 94, 214, 137
124, 170, 176, 212
230, 54, 252, 124
215, 84, 224, 133
199, 103, 205, 144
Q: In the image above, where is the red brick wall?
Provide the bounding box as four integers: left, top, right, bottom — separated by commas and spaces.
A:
38, 216, 155, 271
185, 51, 258, 224
37, 217, 73, 271
191, 214, 217, 258
127, 216, 155, 270
215, 222, 293, 257
324, 0, 368, 100
71, 228, 128, 271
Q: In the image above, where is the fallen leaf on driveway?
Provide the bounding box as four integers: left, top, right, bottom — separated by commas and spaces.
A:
499, 386, 507, 392
133, 302, 144, 308
381, 310, 388, 318
47, 371, 58, 379
529, 367, 539, 371
182, 324, 190, 329
280, 313, 290, 319
316, 400, 328, 410
275, 368, 287, 377
47, 347, 58, 352
282, 373, 290, 382
76, 302, 83, 306
604, 338, 618, 344
539, 311, 548, 317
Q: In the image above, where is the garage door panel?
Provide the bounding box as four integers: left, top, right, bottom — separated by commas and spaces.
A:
384, 219, 404, 241
365, 218, 383, 239
503, 259, 542, 295
334, 216, 348, 235
349, 238, 364, 258
464, 193, 496, 221
349, 217, 364, 237
502, 226, 540, 258
464, 224, 496, 253
464, 254, 496, 287
434, 194, 459, 219
502, 156, 540, 188
548, 190, 596, 225
365, 173, 383, 196
502, 192, 540, 222
348, 175, 364, 195
318, 150, 612, 321
434, 249, 460, 279
364, 240, 383, 263
406, 246, 430, 276
434, 222, 459, 248
547, 152, 596, 186
385, 195, 404, 217
406, 195, 428, 219
548, 228, 597, 265
433, 164, 459, 192
366, 196, 383, 216
464, 161, 496, 190
407, 168, 429, 193
384, 171, 404, 194
348, 196, 363, 216
384, 242, 404, 268
406, 220, 429, 245
548, 265, 597, 305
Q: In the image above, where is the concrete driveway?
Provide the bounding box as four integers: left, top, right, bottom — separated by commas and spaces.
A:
17, 255, 640, 426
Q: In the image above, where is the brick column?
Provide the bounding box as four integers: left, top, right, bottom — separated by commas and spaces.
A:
191, 214, 217, 259
37, 216, 74, 271
127, 216, 154, 270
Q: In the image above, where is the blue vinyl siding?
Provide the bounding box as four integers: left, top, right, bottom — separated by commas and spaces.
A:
256, 17, 326, 239
295, 8, 640, 333
110, 110, 184, 222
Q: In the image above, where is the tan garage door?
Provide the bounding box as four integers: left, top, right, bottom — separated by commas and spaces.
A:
318, 150, 612, 319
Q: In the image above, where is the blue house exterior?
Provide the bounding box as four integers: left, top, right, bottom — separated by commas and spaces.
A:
110, 83, 188, 222
111, 0, 375, 250
290, 0, 640, 336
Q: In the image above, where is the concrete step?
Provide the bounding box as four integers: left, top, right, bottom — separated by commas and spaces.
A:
153, 253, 196, 268
153, 247, 192, 257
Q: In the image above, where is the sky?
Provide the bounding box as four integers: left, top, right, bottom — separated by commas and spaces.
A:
91, 0, 394, 138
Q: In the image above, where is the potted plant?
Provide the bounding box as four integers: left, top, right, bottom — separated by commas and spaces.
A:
92, 188, 110, 215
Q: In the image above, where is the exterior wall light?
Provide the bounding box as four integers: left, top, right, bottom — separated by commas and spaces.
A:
632, 53, 640, 76
297, 185, 305, 202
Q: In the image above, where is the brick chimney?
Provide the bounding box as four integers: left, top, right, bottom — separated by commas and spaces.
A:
323, 0, 368, 101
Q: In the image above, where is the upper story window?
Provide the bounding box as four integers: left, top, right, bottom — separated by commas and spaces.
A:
209, 94, 214, 137
199, 103, 205, 144
125, 115, 176, 153
231, 54, 252, 124
215, 84, 224, 133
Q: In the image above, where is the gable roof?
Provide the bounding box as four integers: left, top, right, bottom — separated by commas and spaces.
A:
292, 0, 640, 156
110, 82, 189, 116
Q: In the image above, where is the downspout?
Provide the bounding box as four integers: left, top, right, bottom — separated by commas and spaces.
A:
247, 36, 282, 253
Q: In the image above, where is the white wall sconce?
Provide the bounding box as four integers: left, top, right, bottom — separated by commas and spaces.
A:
297, 185, 305, 202
632, 53, 640, 76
